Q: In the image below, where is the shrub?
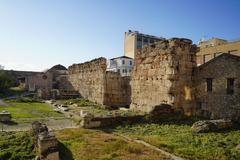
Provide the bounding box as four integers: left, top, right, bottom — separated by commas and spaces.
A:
0, 70, 16, 90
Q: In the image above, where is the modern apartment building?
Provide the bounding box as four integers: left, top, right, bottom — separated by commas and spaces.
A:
124, 30, 165, 58
196, 38, 240, 65
107, 56, 134, 76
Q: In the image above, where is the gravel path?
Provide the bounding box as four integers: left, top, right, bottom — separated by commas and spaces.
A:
0, 118, 78, 132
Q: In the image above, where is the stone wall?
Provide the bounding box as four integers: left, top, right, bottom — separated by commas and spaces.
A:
68, 58, 106, 104
68, 58, 131, 107
194, 54, 240, 120
104, 71, 131, 106
130, 38, 198, 115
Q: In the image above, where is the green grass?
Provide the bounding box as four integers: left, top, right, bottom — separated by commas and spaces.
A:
55, 128, 170, 160
58, 98, 139, 117
0, 132, 35, 160
58, 98, 97, 107
0, 100, 63, 119
114, 123, 240, 160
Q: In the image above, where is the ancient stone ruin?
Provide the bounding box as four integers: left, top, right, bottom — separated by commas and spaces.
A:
32, 121, 59, 160
68, 57, 131, 107
130, 38, 198, 115
79, 110, 144, 128
0, 111, 11, 122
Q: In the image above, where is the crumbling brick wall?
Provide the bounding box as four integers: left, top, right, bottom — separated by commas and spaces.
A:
130, 38, 198, 115
68, 58, 131, 106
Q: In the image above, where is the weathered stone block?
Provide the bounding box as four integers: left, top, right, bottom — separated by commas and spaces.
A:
191, 119, 233, 133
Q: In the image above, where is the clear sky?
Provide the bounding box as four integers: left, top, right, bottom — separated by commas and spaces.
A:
0, 0, 240, 71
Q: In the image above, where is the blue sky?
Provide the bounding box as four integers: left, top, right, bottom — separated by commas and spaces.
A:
0, 0, 240, 71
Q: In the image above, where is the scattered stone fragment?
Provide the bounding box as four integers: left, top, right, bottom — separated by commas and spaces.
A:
0, 111, 12, 122
191, 119, 233, 133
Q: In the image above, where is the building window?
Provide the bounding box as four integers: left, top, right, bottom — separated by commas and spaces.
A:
143, 38, 148, 43
137, 37, 142, 42
122, 60, 125, 65
122, 69, 125, 73
117, 69, 120, 73
42, 75, 47, 80
149, 39, 154, 43
130, 61, 132, 65
206, 78, 213, 92
129, 69, 131, 72
203, 54, 211, 63
227, 78, 234, 95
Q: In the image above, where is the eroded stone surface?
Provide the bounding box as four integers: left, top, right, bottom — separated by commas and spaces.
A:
68, 58, 131, 107
191, 119, 233, 133
130, 38, 198, 115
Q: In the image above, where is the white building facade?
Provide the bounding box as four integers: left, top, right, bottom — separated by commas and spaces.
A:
107, 56, 134, 76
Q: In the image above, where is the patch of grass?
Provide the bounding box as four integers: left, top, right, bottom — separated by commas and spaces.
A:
0, 131, 35, 160
9, 97, 42, 103
114, 123, 240, 160
0, 101, 63, 118
55, 128, 170, 160
58, 98, 97, 107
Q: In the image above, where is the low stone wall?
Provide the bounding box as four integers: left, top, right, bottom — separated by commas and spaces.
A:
68, 57, 131, 107
80, 111, 144, 128
32, 122, 59, 160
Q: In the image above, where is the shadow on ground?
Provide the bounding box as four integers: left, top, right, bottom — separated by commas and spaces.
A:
0, 120, 18, 125
58, 141, 74, 160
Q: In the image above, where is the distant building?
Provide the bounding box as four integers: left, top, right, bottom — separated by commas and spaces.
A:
107, 56, 134, 76
124, 30, 165, 58
25, 64, 77, 99
196, 38, 240, 65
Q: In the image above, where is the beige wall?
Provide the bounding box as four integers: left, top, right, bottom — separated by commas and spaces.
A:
197, 40, 240, 65
124, 33, 136, 58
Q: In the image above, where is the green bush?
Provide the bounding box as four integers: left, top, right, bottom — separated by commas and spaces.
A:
0, 70, 16, 90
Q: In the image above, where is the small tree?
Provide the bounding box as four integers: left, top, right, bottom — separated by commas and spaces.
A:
0, 70, 16, 90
